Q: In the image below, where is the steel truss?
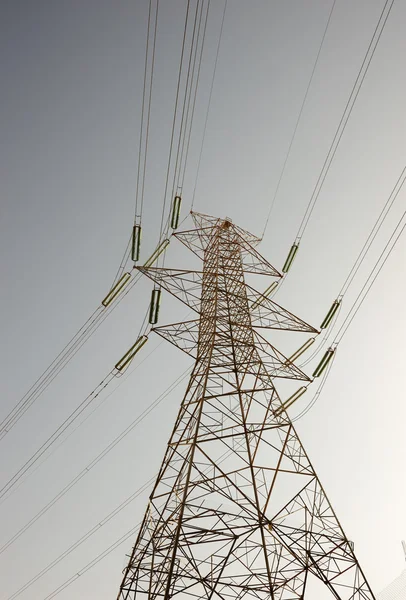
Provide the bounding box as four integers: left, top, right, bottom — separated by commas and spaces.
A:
117, 213, 375, 600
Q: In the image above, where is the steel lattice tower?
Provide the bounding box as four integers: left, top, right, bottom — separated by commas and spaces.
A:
117, 213, 376, 600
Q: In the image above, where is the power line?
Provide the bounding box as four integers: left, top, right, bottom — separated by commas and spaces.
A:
174, 0, 205, 194
134, 0, 153, 222
0, 270, 143, 442
162, 0, 209, 244
176, 0, 210, 195
0, 373, 114, 500
6, 477, 155, 600
158, 0, 193, 241
333, 205, 406, 346
26, 442, 246, 600
0, 0, 183, 443
261, 0, 337, 239
293, 164, 406, 420
0, 213, 190, 442
42, 525, 140, 600
0, 366, 190, 551
294, 0, 395, 243
294, 195, 406, 419
0, 1, 212, 442
0, 305, 102, 440
338, 165, 406, 297
0, 296, 157, 499
191, 0, 227, 211
138, 0, 160, 221
0, 337, 166, 507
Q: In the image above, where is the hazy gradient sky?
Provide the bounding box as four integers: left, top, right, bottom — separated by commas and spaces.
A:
1, 1, 406, 599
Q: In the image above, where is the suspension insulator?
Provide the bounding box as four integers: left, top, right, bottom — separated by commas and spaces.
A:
275, 386, 307, 417
170, 196, 182, 230
101, 272, 131, 307
131, 225, 142, 262
282, 243, 299, 273
286, 337, 316, 363
149, 288, 162, 325
251, 281, 278, 309
115, 336, 148, 372
320, 299, 341, 329
143, 239, 170, 268
312, 347, 335, 378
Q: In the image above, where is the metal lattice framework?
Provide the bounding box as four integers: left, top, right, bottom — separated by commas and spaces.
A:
117, 213, 376, 600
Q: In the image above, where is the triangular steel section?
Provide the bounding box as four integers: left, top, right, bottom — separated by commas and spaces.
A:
253, 330, 311, 381
190, 211, 222, 230
153, 320, 200, 357
247, 285, 318, 333
174, 227, 213, 260
137, 267, 202, 312
234, 229, 282, 277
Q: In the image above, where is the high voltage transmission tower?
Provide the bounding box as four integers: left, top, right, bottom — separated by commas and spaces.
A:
117, 212, 375, 600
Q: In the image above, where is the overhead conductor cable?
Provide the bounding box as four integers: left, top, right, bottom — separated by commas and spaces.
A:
191, 0, 228, 211
158, 0, 194, 242
294, 0, 394, 244
177, 0, 211, 195
261, 0, 337, 239
271, 0, 394, 273
293, 165, 406, 419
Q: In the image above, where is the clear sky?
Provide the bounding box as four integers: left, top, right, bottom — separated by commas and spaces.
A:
0, 1, 405, 599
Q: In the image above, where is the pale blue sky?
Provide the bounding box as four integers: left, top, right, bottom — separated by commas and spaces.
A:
1, 1, 405, 598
